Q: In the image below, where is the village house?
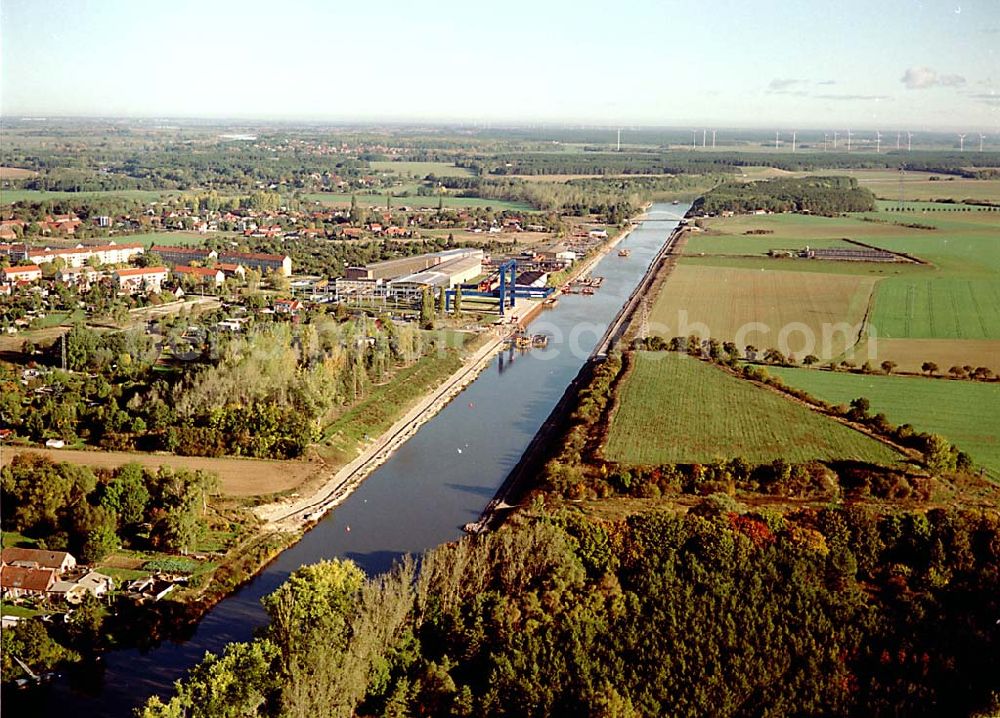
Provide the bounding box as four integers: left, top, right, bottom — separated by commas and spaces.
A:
274, 298, 303, 314
1, 565, 57, 599
217, 250, 291, 277
28, 241, 145, 267
113, 266, 168, 295
173, 265, 225, 286
56, 266, 102, 290
0, 242, 29, 261
1, 547, 78, 574
2, 264, 42, 283
149, 245, 218, 265
215, 262, 246, 279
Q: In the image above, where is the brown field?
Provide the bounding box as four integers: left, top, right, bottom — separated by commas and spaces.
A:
511, 173, 668, 182
735, 167, 796, 180
1, 447, 318, 497
0, 167, 38, 179
846, 337, 1000, 374
0, 327, 70, 353
648, 263, 877, 359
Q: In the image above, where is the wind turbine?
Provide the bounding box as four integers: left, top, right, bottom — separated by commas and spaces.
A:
692, 129, 697, 150
617, 128, 621, 152
711, 129, 717, 148
875, 129, 882, 154
792, 130, 797, 153
833, 130, 839, 149
958, 133, 966, 152
980, 133, 986, 152
846, 129, 853, 152
823, 132, 829, 151
896, 131, 901, 150
702, 129, 707, 148
906, 131, 913, 152
775, 130, 780, 150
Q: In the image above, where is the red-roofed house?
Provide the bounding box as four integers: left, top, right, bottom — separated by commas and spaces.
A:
1, 548, 77, 574
2, 265, 42, 283
28, 241, 144, 267
215, 263, 246, 279
274, 299, 303, 314
173, 265, 225, 286
217, 251, 291, 277
113, 266, 168, 295
1, 565, 57, 598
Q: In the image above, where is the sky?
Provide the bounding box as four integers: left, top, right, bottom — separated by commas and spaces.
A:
1, 0, 998, 130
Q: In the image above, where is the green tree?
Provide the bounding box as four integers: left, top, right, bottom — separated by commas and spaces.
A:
100, 463, 151, 529
420, 287, 434, 329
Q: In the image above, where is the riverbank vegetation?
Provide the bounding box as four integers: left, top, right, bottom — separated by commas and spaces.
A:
141, 503, 1000, 718
3, 316, 465, 460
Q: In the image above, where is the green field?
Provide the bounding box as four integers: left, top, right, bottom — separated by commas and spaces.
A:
303, 192, 531, 211
875, 199, 1000, 213
685, 208, 1000, 370
125, 231, 217, 248
603, 352, 901, 466
870, 278, 1000, 339
649, 264, 877, 359
368, 161, 472, 177
769, 367, 1000, 478
0, 189, 174, 205
685, 233, 856, 256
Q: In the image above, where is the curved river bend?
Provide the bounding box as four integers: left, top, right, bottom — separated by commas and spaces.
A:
8, 204, 687, 718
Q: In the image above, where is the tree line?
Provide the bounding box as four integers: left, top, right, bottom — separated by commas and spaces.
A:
693, 176, 876, 215
140, 503, 1000, 717
1, 454, 218, 561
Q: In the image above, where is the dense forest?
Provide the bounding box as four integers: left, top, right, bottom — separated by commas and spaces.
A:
693, 176, 877, 215
2, 317, 454, 459
141, 504, 1000, 717
1, 455, 217, 561
473, 150, 1000, 177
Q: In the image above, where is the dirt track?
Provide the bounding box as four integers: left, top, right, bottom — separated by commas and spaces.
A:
1, 446, 318, 497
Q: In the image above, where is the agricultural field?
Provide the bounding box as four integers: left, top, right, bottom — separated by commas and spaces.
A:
686, 233, 857, 257
849, 337, 1000, 375
603, 352, 901, 466
126, 231, 217, 248
0, 166, 38, 180
0, 447, 317, 497
768, 367, 1000, 478
805, 168, 1000, 203
681, 208, 1000, 369
0, 188, 173, 205
648, 264, 876, 359
302, 191, 532, 211
367, 161, 472, 177
869, 278, 1000, 339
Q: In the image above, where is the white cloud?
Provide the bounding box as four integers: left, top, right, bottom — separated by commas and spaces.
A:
901, 66, 966, 90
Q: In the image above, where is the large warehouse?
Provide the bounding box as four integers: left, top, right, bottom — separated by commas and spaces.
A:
336, 248, 485, 302
387, 254, 484, 300
345, 248, 482, 281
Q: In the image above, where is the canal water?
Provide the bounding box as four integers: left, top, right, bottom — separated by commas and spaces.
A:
9, 204, 687, 717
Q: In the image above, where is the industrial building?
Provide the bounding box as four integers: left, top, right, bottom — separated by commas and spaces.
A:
345, 248, 483, 281
387, 254, 484, 300
336, 248, 485, 302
